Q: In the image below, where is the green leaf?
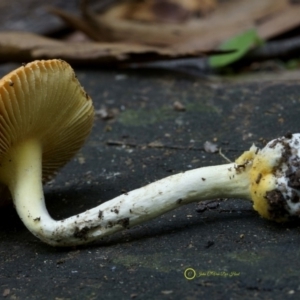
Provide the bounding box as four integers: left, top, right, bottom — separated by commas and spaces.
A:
209, 29, 263, 68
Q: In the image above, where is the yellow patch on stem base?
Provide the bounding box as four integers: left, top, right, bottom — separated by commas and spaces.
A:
235, 145, 285, 221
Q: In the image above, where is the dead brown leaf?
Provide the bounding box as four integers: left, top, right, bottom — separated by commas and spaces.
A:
119, 0, 217, 24
257, 4, 300, 39
0, 31, 226, 65
49, 0, 291, 51
2, 0, 300, 66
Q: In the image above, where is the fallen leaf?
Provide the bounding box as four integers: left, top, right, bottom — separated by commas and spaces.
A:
0, 31, 229, 66
257, 4, 300, 39
2, 0, 300, 67
118, 0, 217, 24
49, 0, 290, 51
209, 28, 263, 68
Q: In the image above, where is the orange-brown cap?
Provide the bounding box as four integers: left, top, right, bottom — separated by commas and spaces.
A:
0, 60, 94, 204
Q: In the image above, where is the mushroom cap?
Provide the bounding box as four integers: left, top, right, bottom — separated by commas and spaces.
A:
0, 59, 94, 204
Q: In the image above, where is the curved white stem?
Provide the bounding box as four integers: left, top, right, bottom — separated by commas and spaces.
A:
5, 140, 252, 246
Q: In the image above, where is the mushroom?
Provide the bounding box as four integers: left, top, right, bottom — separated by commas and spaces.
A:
0, 59, 94, 243
0, 60, 299, 247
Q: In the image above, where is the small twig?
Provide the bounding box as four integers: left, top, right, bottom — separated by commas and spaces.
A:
106, 140, 194, 150
219, 147, 232, 163
129, 57, 211, 73
106, 140, 138, 148
106, 139, 240, 153
247, 35, 300, 61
